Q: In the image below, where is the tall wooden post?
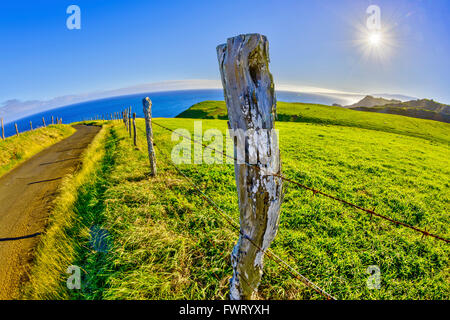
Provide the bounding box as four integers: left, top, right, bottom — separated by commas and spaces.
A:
132, 112, 137, 146
143, 97, 157, 176
42, 117, 46, 127
30, 121, 33, 130
217, 34, 283, 300
1, 118, 4, 140
128, 107, 132, 137
15, 123, 19, 136
51, 116, 54, 125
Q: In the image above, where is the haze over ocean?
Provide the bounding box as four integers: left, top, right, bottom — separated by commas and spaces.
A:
2, 89, 359, 138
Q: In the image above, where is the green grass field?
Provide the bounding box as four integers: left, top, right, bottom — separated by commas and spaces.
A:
24, 102, 449, 299
177, 101, 450, 144
0, 125, 76, 178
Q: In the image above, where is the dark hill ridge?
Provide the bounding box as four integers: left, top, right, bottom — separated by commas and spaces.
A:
347, 96, 450, 123
347, 95, 401, 108
383, 99, 450, 114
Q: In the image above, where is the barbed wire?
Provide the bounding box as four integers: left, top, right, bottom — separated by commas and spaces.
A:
150, 121, 449, 244
268, 174, 450, 244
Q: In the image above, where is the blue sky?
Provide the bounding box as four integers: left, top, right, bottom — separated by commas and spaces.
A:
0, 0, 449, 106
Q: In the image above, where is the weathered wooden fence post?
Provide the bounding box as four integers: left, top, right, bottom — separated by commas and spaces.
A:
51, 116, 54, 125
30, 121, 33, 130
1, 118, 4, 140
217, 34, 283, 300
132, 112, 137, 146
42, 117, 46, 127
143, 97, 157, 176
128, 107, 132, 138
15, 123, 19, 136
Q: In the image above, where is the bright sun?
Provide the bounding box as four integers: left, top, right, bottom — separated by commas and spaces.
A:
368, 32, 382, 46
352, 20, 396, 63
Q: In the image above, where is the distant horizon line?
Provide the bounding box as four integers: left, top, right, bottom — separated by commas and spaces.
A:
0, 79, 423, 123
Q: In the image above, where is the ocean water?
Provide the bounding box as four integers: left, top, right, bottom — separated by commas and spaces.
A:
2, 89, 350, 137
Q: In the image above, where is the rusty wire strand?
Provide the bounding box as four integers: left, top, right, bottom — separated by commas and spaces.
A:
270, 173, 449, 244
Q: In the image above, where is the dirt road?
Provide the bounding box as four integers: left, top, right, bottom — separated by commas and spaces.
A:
0, 125, 101, 299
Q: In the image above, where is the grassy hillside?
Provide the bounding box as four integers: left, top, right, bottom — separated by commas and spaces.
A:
177, 101, 450, 144
351, 105, 450, 123
0, 125, 76, 178
26, 116, 449, 300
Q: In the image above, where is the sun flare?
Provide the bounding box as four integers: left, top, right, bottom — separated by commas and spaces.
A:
368, 32, 382, 46
351, 21, 397, 64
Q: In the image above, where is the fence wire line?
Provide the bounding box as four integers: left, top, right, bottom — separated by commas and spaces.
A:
269, 174, 450, 244
150, 136, 336, 300
151, 121, 449, 244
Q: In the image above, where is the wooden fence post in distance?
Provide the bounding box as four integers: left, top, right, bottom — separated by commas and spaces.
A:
15, 123, 19, 136
42, 117, 46, 127
217, 33, 283, 300
128, 107, 132, 137
1, 118, 4, 140
30, 121, 33, 130
142, 97, 157, 176
132, 112, 137, 146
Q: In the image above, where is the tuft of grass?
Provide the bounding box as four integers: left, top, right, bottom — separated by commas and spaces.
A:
0, 125, 76, 178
